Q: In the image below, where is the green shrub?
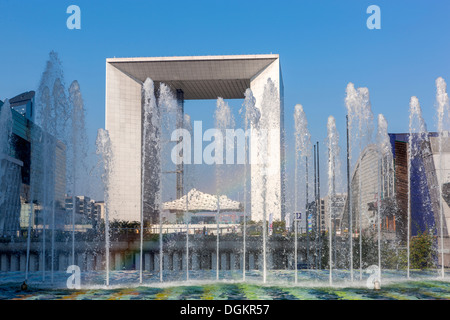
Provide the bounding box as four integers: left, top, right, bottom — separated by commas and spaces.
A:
410, 229, 436, 270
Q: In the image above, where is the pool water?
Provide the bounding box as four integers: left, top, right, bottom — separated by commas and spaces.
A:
1, 270, 449, 300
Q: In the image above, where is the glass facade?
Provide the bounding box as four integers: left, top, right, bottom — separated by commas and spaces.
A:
0, 92, 67, 236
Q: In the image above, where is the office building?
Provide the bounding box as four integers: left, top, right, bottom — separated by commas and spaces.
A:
0, 92, 66, 235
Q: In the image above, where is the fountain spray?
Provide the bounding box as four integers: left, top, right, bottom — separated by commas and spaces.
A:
436, 77, 449, 279
140, 78, 155, 284
259, 79, 280, 282
377, 114, 392, 285
184, 114, 194, 281
68, 80, 88, 270
294, 104, 311, 279
96, 129, 113, 286
153, 81, 179, 282
345, 83, 373, 280
327, 115, 340, 285
214, 97, 235, 280
241, 89, 260, 281
345, 84, 358, 281
407, 96, 427, 278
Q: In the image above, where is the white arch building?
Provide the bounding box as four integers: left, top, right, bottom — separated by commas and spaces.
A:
105, 54, 285, 222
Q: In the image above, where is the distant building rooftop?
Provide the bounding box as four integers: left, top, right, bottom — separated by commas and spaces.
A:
9, 91, 35, 107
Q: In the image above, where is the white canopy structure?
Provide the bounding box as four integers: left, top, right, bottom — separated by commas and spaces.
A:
162, 188, 241, 212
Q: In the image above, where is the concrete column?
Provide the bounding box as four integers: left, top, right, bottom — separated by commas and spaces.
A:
267, 252, 273, 270
109, 253, 115, 271
154, 253, 160, 272
173, 252, 180, 271
163, 253, 170, 271
94, 252, 101, 271
249, 253, 255, 270
67, 253, 75, 267
20, 253, 27, 271
230, 253, 238, 270
288, 253, 294, 270
89, 253, 95, 271
221, 252, 228, 270
0, 255, 3, 272
258, 252, 264, 270
38, 253, 44, 272
58, 253, 67, 271
10, 255, 19, 271
30, 254, 37, 272
86, 253, 94, 271
144, 253, 151, 271
176, 89, 184, 199
212, 253, 217, 271
192, 252, 200, 270
1, 254, 9, 271
115, 253, 123, 270
95, 254, 103, 271
203, 253, 212, 270
135, 253, 141, 271
77, 253, 85, 271
181, 252, 187, 271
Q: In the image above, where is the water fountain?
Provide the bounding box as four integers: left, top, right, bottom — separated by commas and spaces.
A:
214, 97, 235, 280
183, 113, 195, 281
294, 104, 311, 280
260, 79, 282, 282
436, 77, 450, 279
96, 128, 113, 286
33, 51, 78, 284
68, 80, 89, 268
326, 115, 341, 285
344, 84, 357, 281
241, 88, 260, 282
408, 96, 428, 279
345, 83, 374, 281
357, 88, 374, 280
140, 79, 152, 284
376, 113, 392, 285
141, 78, 163, 282
2, 54, 450, 299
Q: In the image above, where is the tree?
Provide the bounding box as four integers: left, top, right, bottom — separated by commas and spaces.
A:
272, 220, 286, 235
410, 229, 436, 270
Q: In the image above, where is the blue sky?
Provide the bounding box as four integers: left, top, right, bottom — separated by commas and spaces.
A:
1, 0, 449, 206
